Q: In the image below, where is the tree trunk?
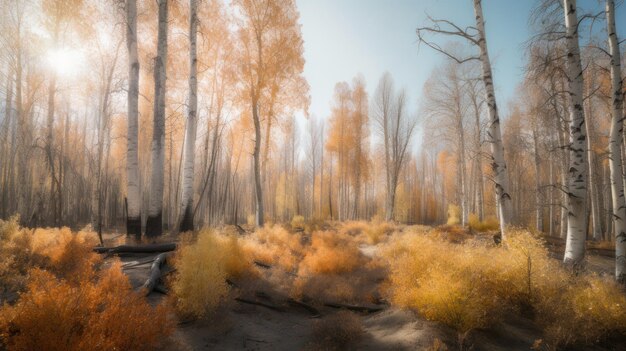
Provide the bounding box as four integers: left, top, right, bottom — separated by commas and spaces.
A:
562, 0, 589, 267
606, 0, 626, 283
252, 95, 264, 227
473, 0, 512, 238
126, 0, 141, 237
585, 73, 602, 241
533, 126, 543, 232
146, 0, 168, 237
178, 0, 198, 233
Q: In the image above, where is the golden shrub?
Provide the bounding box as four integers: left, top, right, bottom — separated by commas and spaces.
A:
339, 221, 369, 236
363, 222, 395, 244
536, 274, 626, 348
0, 263, 172, 351
299, 231, 364, 275
387, 235, 504, 341
215, 233, 251, 279
385, 227, 626, 349
0, 220, 101, 296
430, 225, 470, 244
171, 230, 229, 319
446, 205, 461, 225
243, 224, 304, 272
468, 214, 499, 232
291, 215, 305, 230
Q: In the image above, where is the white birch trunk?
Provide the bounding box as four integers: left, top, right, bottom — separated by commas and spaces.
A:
146, 0, 168, 237
178, 0, 198, 233
584, 74, 602, 241
562, 0, 589, 266
125, 0, 141, 236
606, 0, 626, 283
473, 0, 512, 239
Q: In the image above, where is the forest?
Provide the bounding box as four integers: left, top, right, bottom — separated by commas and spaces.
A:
0, 0, 626, 350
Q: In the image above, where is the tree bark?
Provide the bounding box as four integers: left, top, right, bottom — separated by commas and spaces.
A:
125, 0, 141, 237
562, 0, 589, 267
178, 0, 198, 233
533, 126, 543, 232
474, 0, 512, 238
146, 0, 168, 237
584, 72, 602, 241
252, 95, 265, 227
606, 0, 626, 283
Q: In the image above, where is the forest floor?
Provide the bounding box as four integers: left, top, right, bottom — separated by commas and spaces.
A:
102, 224, 624, 351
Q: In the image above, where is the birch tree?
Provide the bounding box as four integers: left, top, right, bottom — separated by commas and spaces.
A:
561, 0, 588, 267
416, 0, 512, 239
605, 0, 625, 283
125, 0, 141, 236
178, 0, 198, 232
146, 0, 168, 237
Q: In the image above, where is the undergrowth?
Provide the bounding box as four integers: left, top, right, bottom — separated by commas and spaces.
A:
0, 217, 172, 350
171, 229, 250, 319
384, 227, 626, 349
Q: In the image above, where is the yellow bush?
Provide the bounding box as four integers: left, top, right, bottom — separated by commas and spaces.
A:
363, 222, 395, 244
430, 225, 470, 244
536, 274, 626, 348
385, 228, 626, 349
215, 233, 251, 279
299, 231, 364, 275
386, 235, 504, 347
0, 215, 19, 242
446, 205, 461, 225
0, 220, 101, 296
243, 224, 303, 272
171, 230, 229, 319
468, 214, 499, 232
291, 215, 305, 230
0, 263, 172, 351
339, 221, 369, 236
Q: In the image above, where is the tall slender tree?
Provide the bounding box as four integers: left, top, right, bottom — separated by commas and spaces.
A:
373, 73, 418, 221
562, 0, 588, 267
416, 0, 512, 239
178, 0, 198, 232
233, 0, 308, 227
605, 0, 625, 283
125, 0, 141, 237
146, 0, 168, 237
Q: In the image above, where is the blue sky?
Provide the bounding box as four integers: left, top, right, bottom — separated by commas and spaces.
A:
296, 0, 626, 122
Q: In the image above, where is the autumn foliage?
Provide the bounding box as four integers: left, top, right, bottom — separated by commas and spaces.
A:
384, 226, 626, 349
0, 218, 172, 351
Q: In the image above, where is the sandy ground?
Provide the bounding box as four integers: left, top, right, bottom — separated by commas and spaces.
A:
103, 233, 623, 351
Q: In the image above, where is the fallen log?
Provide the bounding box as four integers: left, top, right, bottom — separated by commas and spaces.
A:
324, 302, 384, 313
122, 256, 159, 269
154, 284, 168, 295
235, 297, 285, 312
94, 243, 177, 255
141, 253, 169, 296
287, 298, 321, 318
253, 260, 272, 269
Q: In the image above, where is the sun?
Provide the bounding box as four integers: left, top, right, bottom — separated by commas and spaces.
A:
46, 48, 85, 78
